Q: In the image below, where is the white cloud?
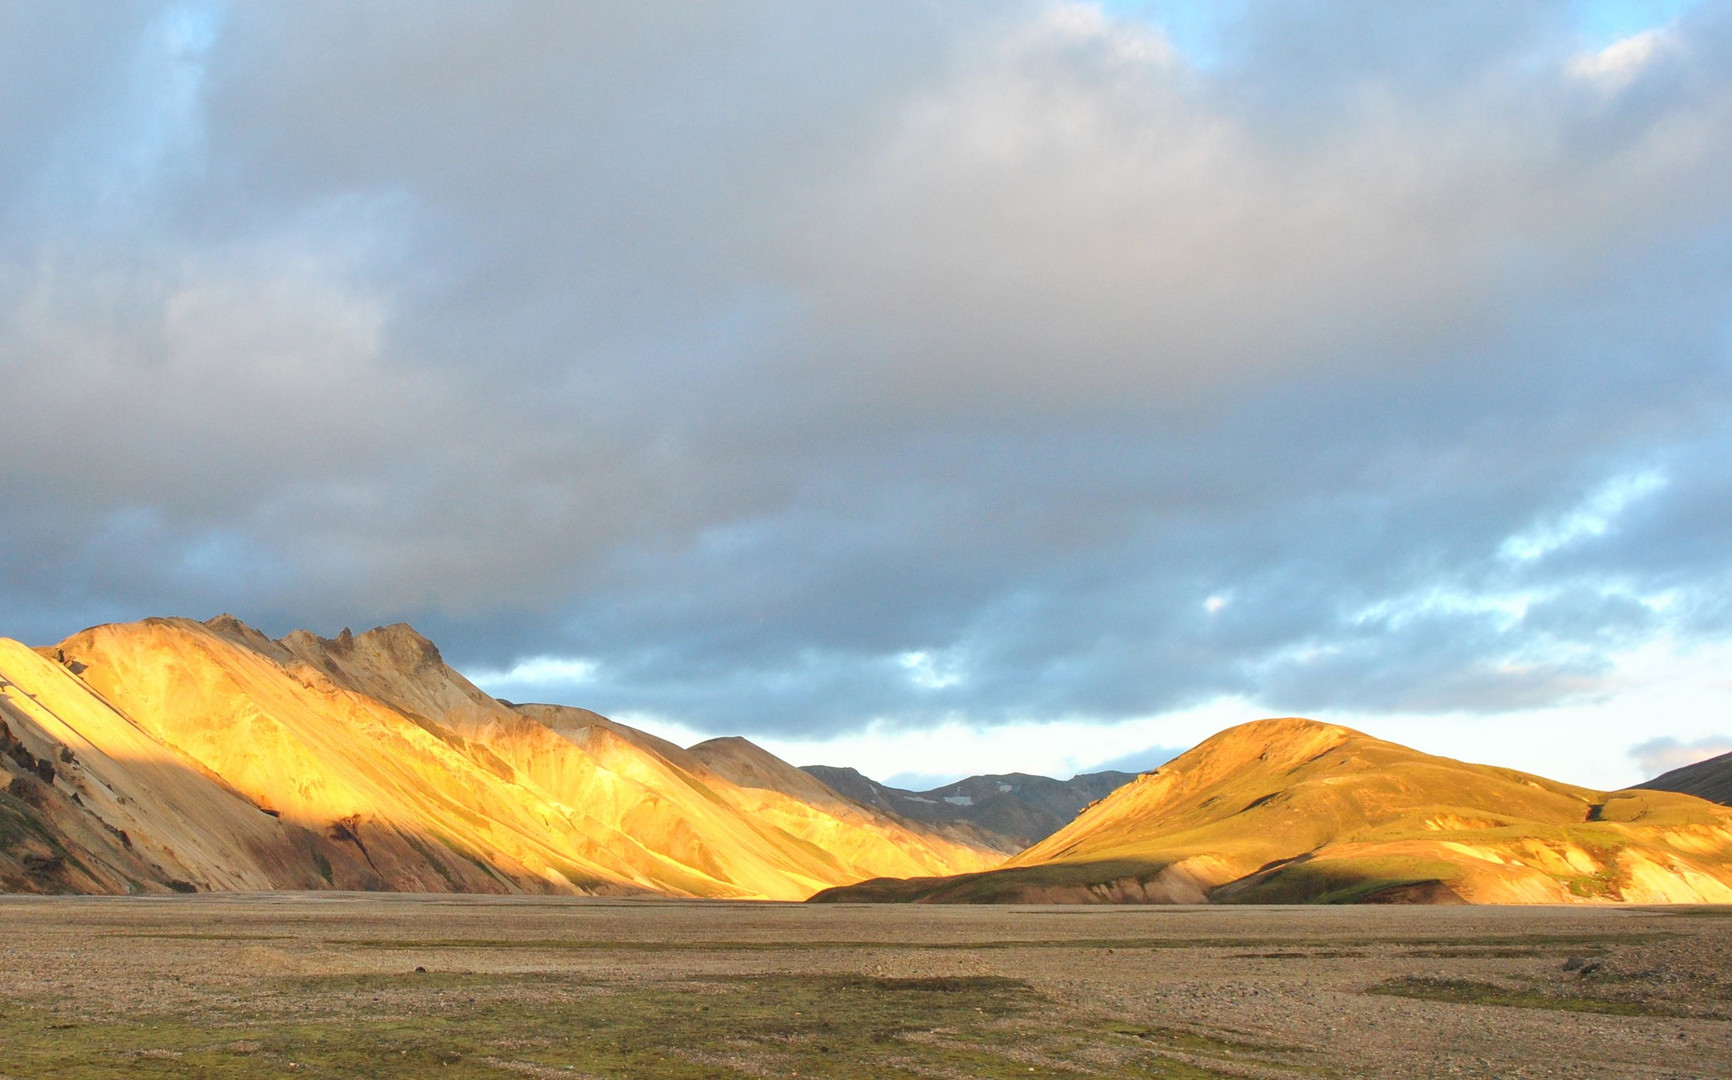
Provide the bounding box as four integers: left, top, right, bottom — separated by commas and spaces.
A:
1349, 587, 1532, 630
1500, 469, 1668, 563
470, 656, 599, 688
898, 649, 965, 690
1570, 28, 1672, 86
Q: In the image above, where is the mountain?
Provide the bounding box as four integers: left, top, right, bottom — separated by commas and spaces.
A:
801, 765, 1136, 852
0, 636, 347, 894
272, 623, 997, 895
1637, 751, 1732, 806
0, 617, 999, 897
811, 717, 1732, 905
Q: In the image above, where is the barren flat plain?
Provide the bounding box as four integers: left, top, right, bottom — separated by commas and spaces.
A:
1, 896, 1728, 1079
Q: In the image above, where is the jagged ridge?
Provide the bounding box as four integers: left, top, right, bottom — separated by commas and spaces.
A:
0, 616, 1001, 898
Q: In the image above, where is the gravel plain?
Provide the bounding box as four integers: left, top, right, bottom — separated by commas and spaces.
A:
0, 895, 1727, 1079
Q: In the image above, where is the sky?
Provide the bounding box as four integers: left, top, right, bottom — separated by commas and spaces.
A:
2, 1, 1730, 790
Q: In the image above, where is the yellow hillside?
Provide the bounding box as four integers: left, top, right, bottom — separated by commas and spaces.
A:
3, 640, 290, 893
1, 615, 1000, 899
686, 736, 1001, 880
0, 637, 342, 893
813, 717, 1732, 905
273, 622, 998, 897
58, 619, 636, 894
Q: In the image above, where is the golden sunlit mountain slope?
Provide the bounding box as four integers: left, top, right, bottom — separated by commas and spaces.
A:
812, 717, 1732, 905
685, 736, 1004, 874
272, 622, 998, 896
2, 616, 998, 898
0, 637, 383, 894
56, 618, 634, 894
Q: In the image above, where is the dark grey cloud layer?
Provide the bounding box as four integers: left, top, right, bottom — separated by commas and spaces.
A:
2, 1, 1730, 738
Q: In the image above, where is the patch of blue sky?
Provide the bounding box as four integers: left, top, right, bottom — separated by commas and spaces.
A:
136, 1, 220, 150
1093, 0, 1702, 68
1095, 0, 1236, 68
1572, 0, 1699, 46
43, 0, 224, 220
157, 1, 220, 55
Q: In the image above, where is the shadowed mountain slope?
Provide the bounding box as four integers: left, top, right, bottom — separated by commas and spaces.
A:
812, 718, 1732, 905
1, 617, 998, 898
802, 765, 1137, 851
1638, 751, 1732, 806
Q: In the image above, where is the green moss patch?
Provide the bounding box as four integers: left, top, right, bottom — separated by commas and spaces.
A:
0, 971, 1249, 1079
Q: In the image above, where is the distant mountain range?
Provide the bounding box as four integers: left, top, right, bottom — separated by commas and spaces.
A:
800, 766, 1135, 852
813, 717, 1732, 905
6, 615, 1732, 905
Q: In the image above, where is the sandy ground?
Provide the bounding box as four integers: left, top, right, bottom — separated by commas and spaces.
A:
0, 895, 1728, 1079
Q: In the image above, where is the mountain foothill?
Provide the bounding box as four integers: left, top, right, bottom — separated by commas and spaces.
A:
2, 616, 1729, 905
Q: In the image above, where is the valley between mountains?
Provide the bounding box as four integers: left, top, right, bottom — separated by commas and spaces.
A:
3, 616, 1731, 904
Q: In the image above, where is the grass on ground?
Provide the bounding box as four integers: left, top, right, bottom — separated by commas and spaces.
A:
0, 971, 1249, 1079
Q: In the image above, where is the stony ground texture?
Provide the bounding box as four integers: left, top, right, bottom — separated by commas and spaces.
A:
0, 895, 1727, 1079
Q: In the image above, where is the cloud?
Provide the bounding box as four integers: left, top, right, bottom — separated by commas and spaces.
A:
1085, 743, 1183, 775
899, 650, 966, 691
1631, 735, 1732, 778
487, 657, 600, 685
1570, 28, 1674, 85
1499, 470, 1669, 563
1, 1, 1731, 766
